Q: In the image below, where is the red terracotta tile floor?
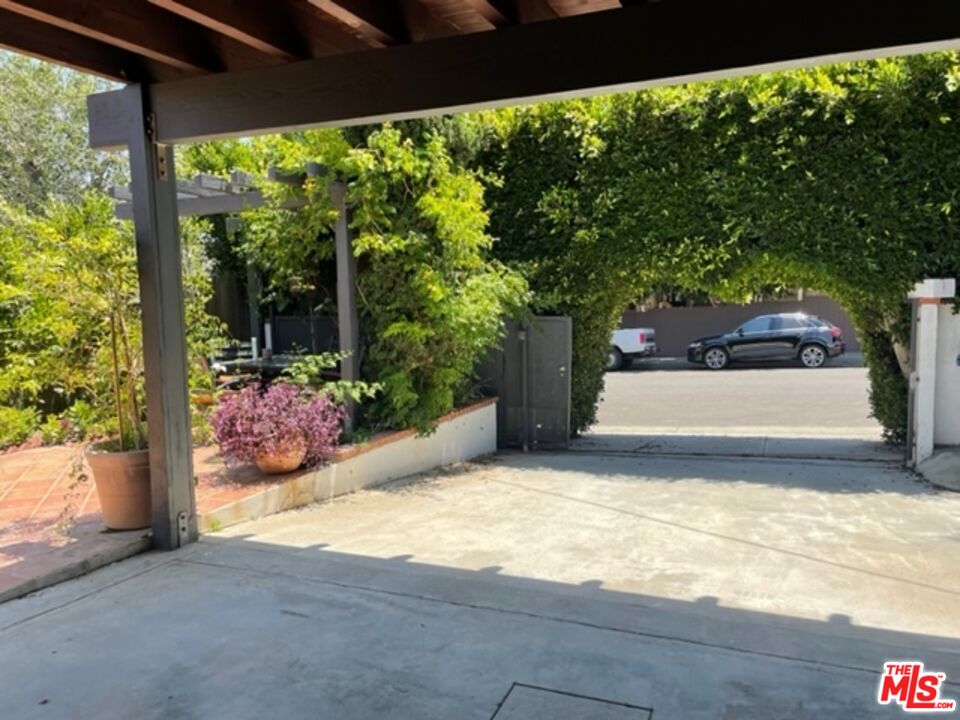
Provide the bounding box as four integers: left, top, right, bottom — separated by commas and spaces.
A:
0, 444, 290, 603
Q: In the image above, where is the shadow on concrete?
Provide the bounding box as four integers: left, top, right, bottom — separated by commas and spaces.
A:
571, 432, 901, 464
191, 534, 960, 672
362, 455, 955, 603
480, 447, 922, 497
1, 517, 959, 717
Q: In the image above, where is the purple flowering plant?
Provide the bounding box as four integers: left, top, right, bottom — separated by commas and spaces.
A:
211, 382, 346, 468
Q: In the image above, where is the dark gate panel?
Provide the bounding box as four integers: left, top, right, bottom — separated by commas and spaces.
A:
479, 316, 572, 450
273, 315, 338, 354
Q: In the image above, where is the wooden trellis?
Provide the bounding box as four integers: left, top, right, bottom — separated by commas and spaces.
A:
110, 163, 361, 455
108, 164, 327, 219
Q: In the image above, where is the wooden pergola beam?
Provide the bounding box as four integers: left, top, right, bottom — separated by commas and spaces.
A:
148, 0, 304, 61
89, 0, 960, 149
513, 0, 560, 22
306, 0, 409, 46
0, 0, 220, 73
462, 0, 512, 26
401, 0, 467, 41
0, 8, 186, 83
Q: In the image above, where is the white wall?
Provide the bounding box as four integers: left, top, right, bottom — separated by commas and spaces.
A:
199, 401, 498, 532
935, 305, 960, 447
318, 401, 498, 500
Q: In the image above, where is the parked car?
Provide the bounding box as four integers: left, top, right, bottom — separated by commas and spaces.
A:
607, 327, 658, 370
686, 313, 844, 370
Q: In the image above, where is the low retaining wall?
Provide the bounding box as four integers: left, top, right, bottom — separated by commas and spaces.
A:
199, 398, 497, 532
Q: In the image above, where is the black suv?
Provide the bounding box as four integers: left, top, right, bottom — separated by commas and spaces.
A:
687, 313, 845, 370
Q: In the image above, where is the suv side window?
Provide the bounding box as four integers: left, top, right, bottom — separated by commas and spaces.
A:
773, 316, 803, 331
738, 317, 772, 334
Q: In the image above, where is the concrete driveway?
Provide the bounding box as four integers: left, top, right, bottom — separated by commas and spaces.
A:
1, 451, 958, 719
593, 362, 893, 463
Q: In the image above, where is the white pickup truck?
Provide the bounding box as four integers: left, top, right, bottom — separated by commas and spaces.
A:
606, 327, 658, 370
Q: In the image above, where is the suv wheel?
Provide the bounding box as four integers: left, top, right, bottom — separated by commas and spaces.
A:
605, 347, 624, 371
800, 344, 827, 369
704, 347, 729, 370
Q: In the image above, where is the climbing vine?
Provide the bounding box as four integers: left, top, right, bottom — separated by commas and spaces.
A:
186, 127, 528, 433
485, 54, 960, 440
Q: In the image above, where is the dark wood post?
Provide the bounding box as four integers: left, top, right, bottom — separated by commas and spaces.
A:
332, 180, 359, 432
123, 84, 197, 550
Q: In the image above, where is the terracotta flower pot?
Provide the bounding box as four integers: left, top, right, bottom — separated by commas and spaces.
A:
85, 444, 152, 531
254, 443, 306, 475
191, 392, 215, 407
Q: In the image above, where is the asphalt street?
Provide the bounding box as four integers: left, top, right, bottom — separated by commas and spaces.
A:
596, 355, 880, 434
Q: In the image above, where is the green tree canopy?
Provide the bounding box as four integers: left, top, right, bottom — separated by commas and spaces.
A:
0, 52, 125, 209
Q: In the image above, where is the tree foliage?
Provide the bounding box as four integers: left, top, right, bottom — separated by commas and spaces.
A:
0, 52, 124, 209
484, 54, 960, 439
0, 194, 222, 447
346, 128, 528, 430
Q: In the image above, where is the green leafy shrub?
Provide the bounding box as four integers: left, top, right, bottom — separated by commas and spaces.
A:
0, 194, 223, 448
0, 406, 39, 447
39, 414, 69, 445
346, 128, 528, 431
283, 352, 381, 405
202, 127, 528, 433
63, 400, 103, 441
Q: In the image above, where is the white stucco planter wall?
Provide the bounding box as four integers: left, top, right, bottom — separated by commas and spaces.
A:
200, 399, 498, 531
935, 305, 960, 447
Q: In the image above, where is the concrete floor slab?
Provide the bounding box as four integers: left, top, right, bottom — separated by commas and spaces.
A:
1, 452, 957, 719
493, 684, 652, 719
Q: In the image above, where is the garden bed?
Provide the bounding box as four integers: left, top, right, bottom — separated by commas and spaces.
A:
197, 398, 497, 532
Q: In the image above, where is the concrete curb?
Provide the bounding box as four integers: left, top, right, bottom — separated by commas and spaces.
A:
917, 448, 960, 492
0, 531, 152, 605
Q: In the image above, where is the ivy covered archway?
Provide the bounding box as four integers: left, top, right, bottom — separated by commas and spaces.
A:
483, 53, 960, 440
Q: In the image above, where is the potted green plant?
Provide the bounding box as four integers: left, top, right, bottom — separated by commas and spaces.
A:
85, 306, 151, 530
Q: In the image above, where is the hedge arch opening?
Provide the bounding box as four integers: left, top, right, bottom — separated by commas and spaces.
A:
485, 53, 960, 446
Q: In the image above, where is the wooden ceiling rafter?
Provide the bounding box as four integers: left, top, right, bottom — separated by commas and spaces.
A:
460, 0, 512, 27
148, 0, 306, 61
305, 0, 410, 46
400, 0, 468, 41
0, 0, 223, 72
0, 7, 189, 83
0, 0, 629, 85
149, 0, 374, 61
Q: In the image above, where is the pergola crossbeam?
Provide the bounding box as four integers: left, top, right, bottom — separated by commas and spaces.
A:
305, 0, 409, 46
0, 8, 187, 83
110, 167, 317, 219
88, 0, 960, 149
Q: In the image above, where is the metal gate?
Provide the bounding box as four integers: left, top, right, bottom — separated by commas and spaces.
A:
479, 316, 572, 450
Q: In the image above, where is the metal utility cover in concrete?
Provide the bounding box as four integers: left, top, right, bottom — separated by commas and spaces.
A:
492, 684, 652, 720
